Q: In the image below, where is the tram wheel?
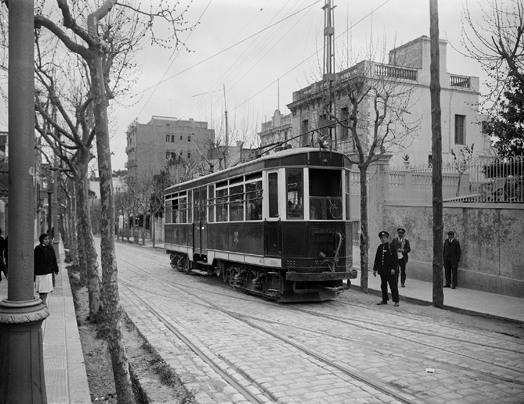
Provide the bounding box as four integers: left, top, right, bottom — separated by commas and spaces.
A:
183, 257, 192, 274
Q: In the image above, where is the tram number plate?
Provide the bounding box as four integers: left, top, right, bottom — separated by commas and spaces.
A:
310, 228, 338, 243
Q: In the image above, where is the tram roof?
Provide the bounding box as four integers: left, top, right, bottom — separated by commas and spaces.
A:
165, 147, 352, 194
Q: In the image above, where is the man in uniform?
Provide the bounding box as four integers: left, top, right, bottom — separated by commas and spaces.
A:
390, 228, 411, 287
373, 231, 400, 306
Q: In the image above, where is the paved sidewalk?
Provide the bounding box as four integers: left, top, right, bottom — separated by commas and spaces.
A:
351, 270, 524, 323
0, 241, 91, 404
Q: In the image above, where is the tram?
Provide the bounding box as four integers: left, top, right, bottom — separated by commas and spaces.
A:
164, 147, 357, 302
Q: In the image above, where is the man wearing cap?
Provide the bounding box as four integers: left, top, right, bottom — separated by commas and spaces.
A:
373, 231, 400, 306
443, 230, 461, 289
390, 228, 411, 287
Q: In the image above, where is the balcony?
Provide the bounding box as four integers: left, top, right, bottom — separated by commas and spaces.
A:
450, 74, 470, 88
374, 63, 417, 81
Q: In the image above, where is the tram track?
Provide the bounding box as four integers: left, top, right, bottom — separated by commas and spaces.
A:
118, 270, 418, 404
117, 247, 524, 353
112, 247, 524, 402
120, 274, 524, 388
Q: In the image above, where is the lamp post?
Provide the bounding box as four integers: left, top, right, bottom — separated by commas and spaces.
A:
47, 188, 52, 237
0, 2, 49, 403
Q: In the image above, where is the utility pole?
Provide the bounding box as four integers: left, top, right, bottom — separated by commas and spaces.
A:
430, 0, 444, 308
223, 84, 228, 169
0, 1, 49, 403
323, 0, 336, 149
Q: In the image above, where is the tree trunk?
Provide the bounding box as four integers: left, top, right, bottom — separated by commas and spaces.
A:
132, 207, 137, 244
88, 35, 134, 403
359, 166, 369, 293
69, 189, 79, 266
430, 0, 444, 308
76, 191, 87, 286
152, 214, 156, 248
76, 152, 101, 320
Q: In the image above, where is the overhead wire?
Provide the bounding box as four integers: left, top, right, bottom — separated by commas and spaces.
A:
188, 0, 314, 124
113, 0, 214, 155
117, 0, 393, 158
203, 4, 315, 135
130, 0, 322, 99
230, 0, 393, 113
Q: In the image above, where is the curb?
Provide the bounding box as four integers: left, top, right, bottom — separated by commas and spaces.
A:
351, 285, 524, 325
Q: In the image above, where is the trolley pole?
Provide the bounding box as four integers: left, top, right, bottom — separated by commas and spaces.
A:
0, 1, 49, 403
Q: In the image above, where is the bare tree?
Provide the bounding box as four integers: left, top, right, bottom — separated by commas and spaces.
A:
451, 144, 475, 197
320, 60, 419, 292
33, 60, 103, 320
462, 0, 524, 96
12, 1, 194, 401
462, 0, 524, 155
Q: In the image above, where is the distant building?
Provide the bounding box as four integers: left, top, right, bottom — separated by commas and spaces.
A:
89, 176, 127, 199
125, 116, 215, 185
258, 110, 293, 149
286, 36, 490, 166
208, 141, 258, 171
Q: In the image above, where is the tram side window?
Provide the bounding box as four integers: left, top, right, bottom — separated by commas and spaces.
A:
345, 171, 350, 220
193, 189, 200, 221
165, 198, 172, 223
286, 169, 303, 220
268, 173, 279, 218
208, 184, 215, 222
200, 187, 208, 221
229, 185, 244, 221
187, 191, 192, 223
216, 188, 228, 222
172, 198, 180, 223
179, 196, 187, 223
246, 181, 262, 220
309, 169, 342, 220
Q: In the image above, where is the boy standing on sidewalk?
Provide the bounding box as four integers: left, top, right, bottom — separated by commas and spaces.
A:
391, 228, 411, 287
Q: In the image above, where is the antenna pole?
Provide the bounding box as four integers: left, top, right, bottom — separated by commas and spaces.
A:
223, 84, 228, 168
322, 0, 336, 149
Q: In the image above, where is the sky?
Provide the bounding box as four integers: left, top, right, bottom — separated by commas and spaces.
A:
0, 0, 489, 171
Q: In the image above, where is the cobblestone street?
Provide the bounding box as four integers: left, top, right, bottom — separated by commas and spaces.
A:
107, 241, 524, 404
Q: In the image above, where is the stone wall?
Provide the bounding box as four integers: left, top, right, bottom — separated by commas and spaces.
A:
380, 202, 524, 298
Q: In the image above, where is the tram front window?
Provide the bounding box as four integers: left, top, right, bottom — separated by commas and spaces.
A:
309, 169, 342, 220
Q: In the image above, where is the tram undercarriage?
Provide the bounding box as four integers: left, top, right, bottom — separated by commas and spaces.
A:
169, 252, 356, 302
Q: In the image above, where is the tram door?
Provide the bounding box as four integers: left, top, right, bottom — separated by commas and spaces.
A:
193, 186, 208, 255
265, 171, 281, 257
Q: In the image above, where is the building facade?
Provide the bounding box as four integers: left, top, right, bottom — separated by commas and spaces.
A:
125, 116, 215, 185
258, 110, 293, 149
283, 36, 490, 166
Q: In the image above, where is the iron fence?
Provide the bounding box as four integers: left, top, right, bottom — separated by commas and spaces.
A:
388, 155, 524, 204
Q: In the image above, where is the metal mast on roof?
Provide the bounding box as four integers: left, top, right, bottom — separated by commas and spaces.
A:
322, 0, 336, 150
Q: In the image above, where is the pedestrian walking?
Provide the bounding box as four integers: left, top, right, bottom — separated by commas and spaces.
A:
34, 233, 59, 306
373, 230, 400, 306
390, 227, 411, 287
443, 230, 461, 289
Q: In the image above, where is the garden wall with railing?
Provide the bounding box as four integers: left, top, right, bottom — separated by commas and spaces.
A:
362, 155, 524, 298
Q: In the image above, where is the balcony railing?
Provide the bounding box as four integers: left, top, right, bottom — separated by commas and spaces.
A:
374, 63, 417, 81
450, 75, 470, 88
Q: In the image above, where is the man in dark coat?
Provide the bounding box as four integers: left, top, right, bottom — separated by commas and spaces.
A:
390, 227, 411, 287
373, 231, 400, 306
443, 230, 461, 289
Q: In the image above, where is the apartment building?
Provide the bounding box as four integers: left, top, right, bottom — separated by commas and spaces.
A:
284, 36, 489, 166
125, 116, 215, 184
